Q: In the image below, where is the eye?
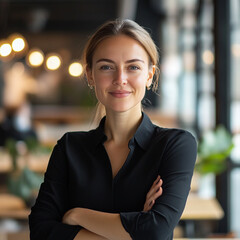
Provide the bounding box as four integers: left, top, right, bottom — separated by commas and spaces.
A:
100, 65, 113, 70
128, 65, 140, 71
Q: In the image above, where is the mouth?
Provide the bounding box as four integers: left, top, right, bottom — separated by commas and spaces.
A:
109, 90, 132, 98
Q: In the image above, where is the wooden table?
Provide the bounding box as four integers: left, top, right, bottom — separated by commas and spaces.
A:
0, 153, 49, 173
181, 193, 224, 220
0, 194, 30, 219
180, 193, 224, 237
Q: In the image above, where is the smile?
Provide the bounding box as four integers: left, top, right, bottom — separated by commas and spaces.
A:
109, 90, 132, 98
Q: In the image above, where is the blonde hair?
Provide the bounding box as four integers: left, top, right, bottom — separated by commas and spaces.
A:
83, 19, 160, 124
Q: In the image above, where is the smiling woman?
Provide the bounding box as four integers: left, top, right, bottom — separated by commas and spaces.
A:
86, 34, 154, 114
29, 19, 197, 240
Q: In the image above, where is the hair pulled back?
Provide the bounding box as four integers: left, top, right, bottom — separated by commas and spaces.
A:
83, 19, 160, 91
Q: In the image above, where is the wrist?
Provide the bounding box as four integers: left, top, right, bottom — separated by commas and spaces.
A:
73, 208, 83, 225
63, 207, 83, 226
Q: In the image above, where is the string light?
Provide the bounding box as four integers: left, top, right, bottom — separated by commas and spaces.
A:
27, 49, 44, 67
12, 37, 26, 52
0, 42, 12, 57
45, 54, 62, 70
1, 33, 80, 77
68, 62, 83, 77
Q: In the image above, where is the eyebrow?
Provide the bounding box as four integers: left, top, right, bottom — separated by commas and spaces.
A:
96, 58, 145, 64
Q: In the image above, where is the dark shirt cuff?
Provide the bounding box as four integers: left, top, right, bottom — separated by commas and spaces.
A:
120, 211, 173, 240
48, 223, 82, 240
120, 211, 138, 239
29, 220, 82, 240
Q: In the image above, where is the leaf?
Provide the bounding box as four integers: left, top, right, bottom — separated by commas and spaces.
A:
8, 167, 43, 201
196, 125, 234, 175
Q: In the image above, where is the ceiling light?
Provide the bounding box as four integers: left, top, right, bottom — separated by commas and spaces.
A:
68, 62, 83, 77
12, 37, 26, 52
27, 49, 44, 67
45, 54, 61, 70
0, 43, 12, 57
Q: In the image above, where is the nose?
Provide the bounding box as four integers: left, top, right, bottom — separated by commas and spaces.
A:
113, 68, 127, 86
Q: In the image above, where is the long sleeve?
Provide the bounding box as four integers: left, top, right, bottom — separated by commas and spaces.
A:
29, 139, 81, 240
120, 131, 197, 240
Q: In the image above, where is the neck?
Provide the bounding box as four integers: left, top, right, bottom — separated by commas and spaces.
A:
104, 107, 142, 145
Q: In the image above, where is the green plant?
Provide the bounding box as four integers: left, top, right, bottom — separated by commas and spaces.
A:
7, 166, 43, 206
195, 125, 234, 175
25, 137, 52, 155
5, 138, 18, 171
4, 138, 48, 206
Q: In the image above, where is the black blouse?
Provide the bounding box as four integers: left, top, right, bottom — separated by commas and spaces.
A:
29, 113, 197, 240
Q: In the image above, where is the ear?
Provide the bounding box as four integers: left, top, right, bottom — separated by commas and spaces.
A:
146, 65, 156, 88
86, 66, 94, 86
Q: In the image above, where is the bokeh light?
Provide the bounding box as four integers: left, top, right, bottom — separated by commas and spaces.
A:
27, 49, 44, 67
68, 62, 83, 77
12, 37, 25, 52
0, 42, 12, 57
45, 54, 61, 70
202, 50, 214, 65
231, 44, 240, 58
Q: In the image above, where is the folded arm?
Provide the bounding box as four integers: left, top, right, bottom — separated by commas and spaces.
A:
119, 131, 197, 240
74, 229, 109, 240
63, 176, 163, 240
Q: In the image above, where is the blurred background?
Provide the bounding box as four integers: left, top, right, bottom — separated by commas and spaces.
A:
0, 0, 239, 239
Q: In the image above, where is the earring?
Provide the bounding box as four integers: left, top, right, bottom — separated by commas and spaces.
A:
146, 85, 151, 90
88, 83, 93, 89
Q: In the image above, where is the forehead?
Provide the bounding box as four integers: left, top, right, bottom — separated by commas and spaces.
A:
92, 35, 149, 62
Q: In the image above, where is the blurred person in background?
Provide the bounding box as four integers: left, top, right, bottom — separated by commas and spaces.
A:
0, 62, 37, 146
29, 19, 197, 240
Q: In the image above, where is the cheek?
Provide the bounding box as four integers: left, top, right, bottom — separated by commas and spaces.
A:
93, 75, 110, 100
133, 75, 148, 98
131, 74, 148, 89
93, 71, 112, 87
131, 80, 146, 101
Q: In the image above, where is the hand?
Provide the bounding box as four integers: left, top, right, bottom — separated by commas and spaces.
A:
62, 208, 81, 225
143, 175, 163, 212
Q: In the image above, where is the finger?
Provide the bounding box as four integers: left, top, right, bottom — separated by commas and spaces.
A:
153, 175, 161, 185
144, 176, 163, 212
154, 186, 163, 199
144, 182, 163, 212
147, 198, 156, 211
143, 199, 155, 212
146, 183, 163, 206
146, 179, 163, 199
146, 186, 163, 205
146, 177, 162, 198
144, 187, 163, 212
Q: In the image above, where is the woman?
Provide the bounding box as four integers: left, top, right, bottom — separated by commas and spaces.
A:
29, 19, 197, 240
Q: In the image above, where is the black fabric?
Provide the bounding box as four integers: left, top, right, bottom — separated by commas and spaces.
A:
29, 112, 197, 240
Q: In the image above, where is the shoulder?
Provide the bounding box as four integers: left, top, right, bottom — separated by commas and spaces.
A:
153, 126, 197, 149
60, 129, 96, 141
151, 127, 197, 169
57, 128, 98, 149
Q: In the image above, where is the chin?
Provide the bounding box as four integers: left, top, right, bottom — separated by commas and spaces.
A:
105, 104, 130, 113
108, 103, 141, 113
